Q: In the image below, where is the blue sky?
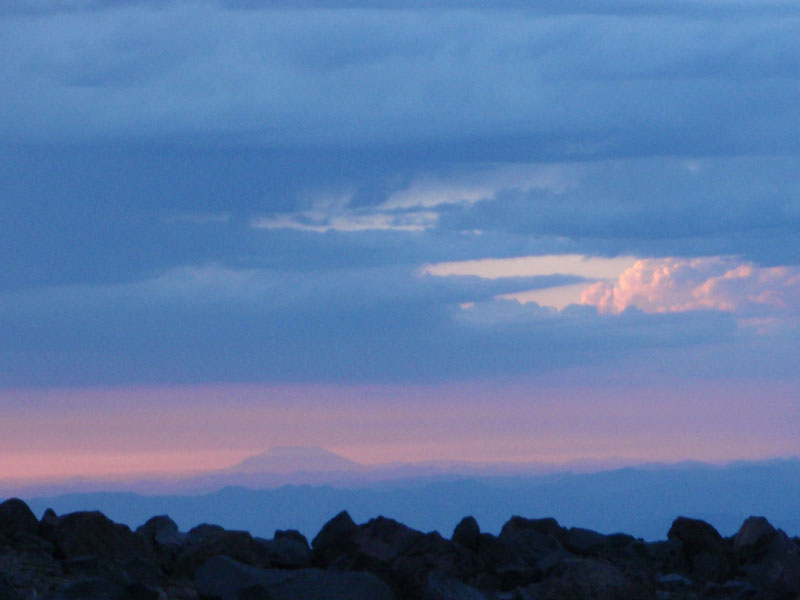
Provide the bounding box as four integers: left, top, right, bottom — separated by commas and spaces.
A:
1, 0, 799, 475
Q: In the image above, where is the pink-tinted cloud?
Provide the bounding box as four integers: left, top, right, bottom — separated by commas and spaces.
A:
582, 257, 800, 317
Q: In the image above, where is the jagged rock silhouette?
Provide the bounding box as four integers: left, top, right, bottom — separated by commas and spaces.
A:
0, 497, 799, 599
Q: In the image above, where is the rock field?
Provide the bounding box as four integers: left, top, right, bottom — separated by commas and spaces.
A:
1, 497, 799, 599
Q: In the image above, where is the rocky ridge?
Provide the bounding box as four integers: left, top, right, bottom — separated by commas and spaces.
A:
1, 497, 799, 599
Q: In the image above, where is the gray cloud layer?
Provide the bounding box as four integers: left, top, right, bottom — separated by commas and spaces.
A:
2, 1, 799, 386
0, 264, 744, 386
3, 2, 800, 153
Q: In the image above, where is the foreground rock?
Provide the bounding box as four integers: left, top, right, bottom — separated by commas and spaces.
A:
0, 496, 799, 599
47, 511, 154, 564
733, 516, 800, 598
0, 500, 39, 543
195, 555, 394, 600
667, 516, 734, 582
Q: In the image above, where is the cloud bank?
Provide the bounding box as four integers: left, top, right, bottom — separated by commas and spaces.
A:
2, 1, 800, 391
3, 1, 800, 156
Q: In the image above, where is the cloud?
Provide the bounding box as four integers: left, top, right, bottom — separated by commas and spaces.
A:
252, 163, 577, 233
251, 188, 439, 232
382, 164, 576, 210
253, 211, 436, 232
3, 2, 800, 156
437, 157, 800, 266
3, 0, 800, 393
240, 156, 800, 268
6, 150, 800, 296
0, 262, 745, 386
582, 257, 800, 320
4, 0, 800, 15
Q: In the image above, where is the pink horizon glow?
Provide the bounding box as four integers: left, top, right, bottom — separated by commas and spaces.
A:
2, 378, 798, 482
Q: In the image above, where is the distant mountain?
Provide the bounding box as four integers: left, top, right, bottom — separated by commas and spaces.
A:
173, 449, 630, 493
3, 447, 797, 506
224, 446, 362, 474
19, 457, 800, 542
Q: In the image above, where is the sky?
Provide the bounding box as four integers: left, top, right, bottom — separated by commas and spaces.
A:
1, 0, 800, 481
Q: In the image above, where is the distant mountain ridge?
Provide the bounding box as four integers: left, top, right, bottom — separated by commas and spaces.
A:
14, 457, 800, 543
1, 447, 796, 498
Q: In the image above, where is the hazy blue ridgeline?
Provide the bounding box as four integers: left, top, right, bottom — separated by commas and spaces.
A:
20, 459, 800, 541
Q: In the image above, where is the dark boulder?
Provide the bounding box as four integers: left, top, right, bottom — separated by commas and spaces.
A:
313, 514, 478, 597
657, 572, 692, 587
121, 582, 168, 600
311, 511, 359, 565
495, 516, 565, 569
667, 516, 732, 582
0, 576, 22, 600
0, 499, 39, 542
500, 516, 564, 541
391, 531, 482, 598
0, 538, 64, 598
194, 556, 261, 600
136, 516, 183, 547
733, 516, 800, 597
516, 557, 655, 600
255, 535, 312, 569
357, 516, 426, 562
473, 533, 516, 569
194, 555, 395, 600
39, 508, 60, 541
644, 539, 688, 574
668, 517, 728, 556
733, 516, 778, 559
470, 530, 553, 590
0, 499, 51, 555
275, 529, 308, 546
493, 563, 543, 590
422, 570, 488, 600
690, 550, 732, 585
607, 533, 637, 549
176, 524, 263, 575
134, 515, 183, 574
51, 511, 153, 564
563, 527, 610, 556
55, 577, 166, 600
57, 577, 123, 600
451, 517, 481, 551
62, 554, 128, 581
119, 557, 164, 587
184, 523, 224, 542
314, 513, 425, 577
60, 552, 165, 592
